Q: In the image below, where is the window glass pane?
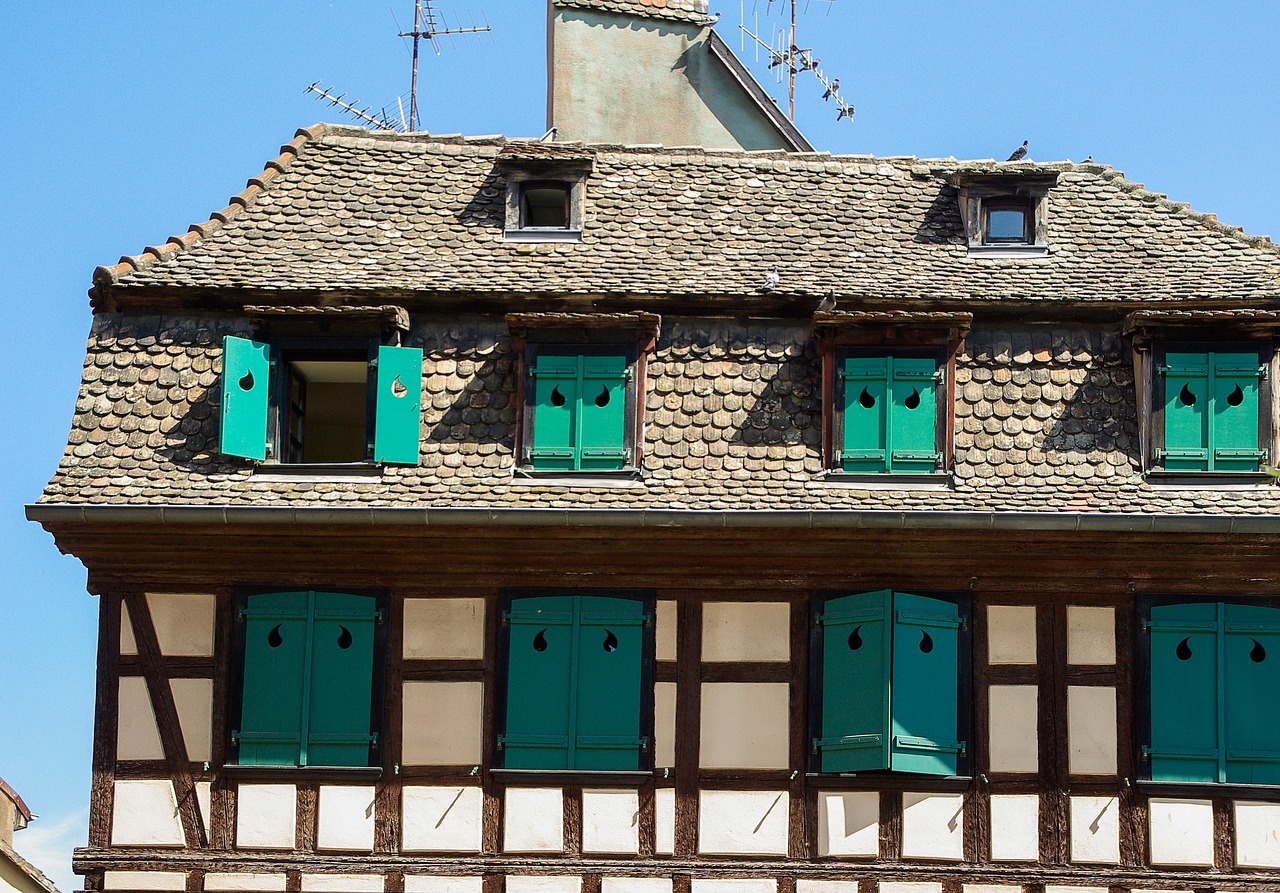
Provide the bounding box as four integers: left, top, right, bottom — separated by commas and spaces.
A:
986, 208, 1027, 242
523, 186, 570, 228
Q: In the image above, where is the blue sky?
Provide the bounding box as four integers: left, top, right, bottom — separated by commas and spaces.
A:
1, 2, 1277, 890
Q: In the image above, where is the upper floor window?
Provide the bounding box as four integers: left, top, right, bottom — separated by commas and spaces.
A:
836, 352, 943, 475
1156, 347, 1268, 473
982, 197, 1034, 245
526, 350, 632, 472
498, 144, 593, 243
520, 180, 572, 229
954, 172, 1054, 257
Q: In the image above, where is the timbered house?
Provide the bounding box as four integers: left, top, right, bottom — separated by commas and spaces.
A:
27, 2, 1280, 893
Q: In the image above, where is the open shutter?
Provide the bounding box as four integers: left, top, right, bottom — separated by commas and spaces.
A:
579, 356, 630, 471
573, 596, 648, 769
841, 358, 889, 473
306, 592, 377, 767
1224, 604, 1280, 783
1211, 352, 1264, 472
237, 592, 309, 765
373, 345, 423, 465
220, 335, 270, 461
890, 593, 963, 775
1148, 602, 1220, 782
814, 590, 892, 772
502, 596, 576, 768
530, 355, 580, 470
888, 358, 939, 473
1160, 352, 1210, 471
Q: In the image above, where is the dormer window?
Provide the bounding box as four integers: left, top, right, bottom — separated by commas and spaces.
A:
497, 143, 594, 243
983, 198, 1033, 245
520, 181, 572, 229
954, 172, 1055, 257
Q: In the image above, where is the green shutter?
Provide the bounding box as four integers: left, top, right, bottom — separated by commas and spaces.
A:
889, 358, 939, 473
502, 596, 576, 768
841, 358, 889, 472
237, 592, 309, 766
220, 335, 270, 461
579, 356, 629, 471
890, 593, 963, 775
1148, 602, 1220, 782
373, 345, 423, 465
1211, 353, 1264, 471
530, 356, 580, 470
306, 592, 378, 767
1162, 352, 1210, 471
1224, 604, 1280, 783
814, 590, 892, 772
573, 596, 648, 769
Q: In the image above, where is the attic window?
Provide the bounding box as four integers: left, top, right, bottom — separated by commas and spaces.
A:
500, 157, 590, 243
955, 173, 1055, 258
521, 181, 572, 229
983, 198, 1033, 244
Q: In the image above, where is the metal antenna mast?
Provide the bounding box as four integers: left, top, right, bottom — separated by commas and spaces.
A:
401, 0, 491, 132
740, 0, 852, 125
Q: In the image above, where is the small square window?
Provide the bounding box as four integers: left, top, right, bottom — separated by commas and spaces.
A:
955, 173, 1054, 256
520, 181, 572, 229
503, 170, 586, 242
983, 199, 1033, 245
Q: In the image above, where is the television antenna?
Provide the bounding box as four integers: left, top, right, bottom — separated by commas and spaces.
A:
304, 83, 403, 131
399, 0, 492, 132
739, 0, 853, 125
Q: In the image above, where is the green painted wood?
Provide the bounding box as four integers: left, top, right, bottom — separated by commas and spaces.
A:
815, 590, 892, 772
1162, 353, 1210, 471
890, 592, 962, 775
373, 345, 424, 465
220, 336, 270, 461
888, 358, 939, 473
530, 355, 580, 470
841, 357, 889, 473
502, 596, 576, 768
1211, 353, 1264, 472
306, 592, 377, 767
579, 356, 629, 471
237, 591, 309, 766
573, 596, 648, 769
1224, 604, 1280, 783
1148, 602, 1220, 782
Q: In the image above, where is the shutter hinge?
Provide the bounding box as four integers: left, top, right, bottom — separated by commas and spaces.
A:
236, 609, 248, 621
933, 369, 945, 383
230, 730, 240, 742
374, 610, 385, 624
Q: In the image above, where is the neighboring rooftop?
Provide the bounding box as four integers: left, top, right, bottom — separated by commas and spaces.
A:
552, 0, 711, 26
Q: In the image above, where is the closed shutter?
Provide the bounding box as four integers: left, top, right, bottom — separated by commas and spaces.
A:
373, 345, 424, 466
1211, 353, 1265, 471
501, 596, 576, 768
306, 592, 378, 767
890, 593, 963, 775
220, 335, 271, 461
1224, 604, 1280, 783
1160, 353, 1210, 471
1148, 602, 1220, 782
889, 358, 939, 473
814, 590, 892, 772
573, 596, 648, 769
237, 592, 309, 766
530, 356, 580, 470
579, 356, 630, 471
841, 358, 889, 473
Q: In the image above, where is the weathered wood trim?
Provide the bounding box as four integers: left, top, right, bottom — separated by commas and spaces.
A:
674, 600, 702, 857
1213, 796, 1234, 871
376, 593, 405, 854
124, 590, 208, 849
482, 592, 502, 856
90, 590, 123, 849
1039, 603, 1066, 867
210, 588, 236, 852
296, 783, 318, 854
386, 870, 406, 893
402, 659, 487, 680
637, 777, 657, 858
564, 785, 583, 857
967, 595, 991, 865
788, 599, 809, 860
655, 662, 678, 684
700, 663, 791, 683
118, 656, 217, 676
878, 790, 901, 861
1115, 600, 1143, 869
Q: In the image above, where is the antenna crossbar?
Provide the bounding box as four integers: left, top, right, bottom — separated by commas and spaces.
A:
305, 83, 400, 131
738, 0, 854, 126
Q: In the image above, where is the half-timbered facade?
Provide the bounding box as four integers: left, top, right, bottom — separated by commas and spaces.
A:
28, 2, 1280, 893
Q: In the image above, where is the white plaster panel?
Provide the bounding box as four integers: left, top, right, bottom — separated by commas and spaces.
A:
988, 685, 1038, 773
170, 677, 213, 764
1148, 798, 1213, 866
697, 790, 788, 855
104, 872, 186, 890
656, 787, 675, 855
603, 880, 673, 893
402, 681, 483, 765
656, 600, 678, 662
1069, 795, 1120, 864
879, 885, 942, 893
236, 784, 297, 850
505, 878, 580, 893
402, 786, 483, 852
110, 780, 185, 847
403, 598, 486, 659
655, 682, 677, 768
699, 683, 789, 769
582, 789, 639, 854
196, 781, 211, 832
301, 876, 384, 892
701, 602, 790, 662
1235, 800, 1280, 867
316, 785, 376, 852
404, 878, 484, 893
989, 794, 1039, 861
1067, 606, 1116, 666
1067, 686, 1117, 775
986, 605, 1036, 665
798, 883, 858, 893
147, 593, 216, 656
116, 676, 164, 761
119, 602, 137, 655
504, 787, 564, 852
901, 792, 964, 861
816, 791, 878, 857
691, 881, 776, 893
204, 875, 288, 892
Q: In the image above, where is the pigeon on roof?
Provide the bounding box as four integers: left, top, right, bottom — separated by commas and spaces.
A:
1007, 140, 1029, 161
823, 79, 840, 101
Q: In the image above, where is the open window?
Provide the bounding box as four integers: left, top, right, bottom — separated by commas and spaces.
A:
811, 589, 970, 777
497, 143, 593, 242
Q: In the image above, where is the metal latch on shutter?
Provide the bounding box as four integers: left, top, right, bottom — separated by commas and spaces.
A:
812, 734, 883, 753
894, 736, 965, 755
